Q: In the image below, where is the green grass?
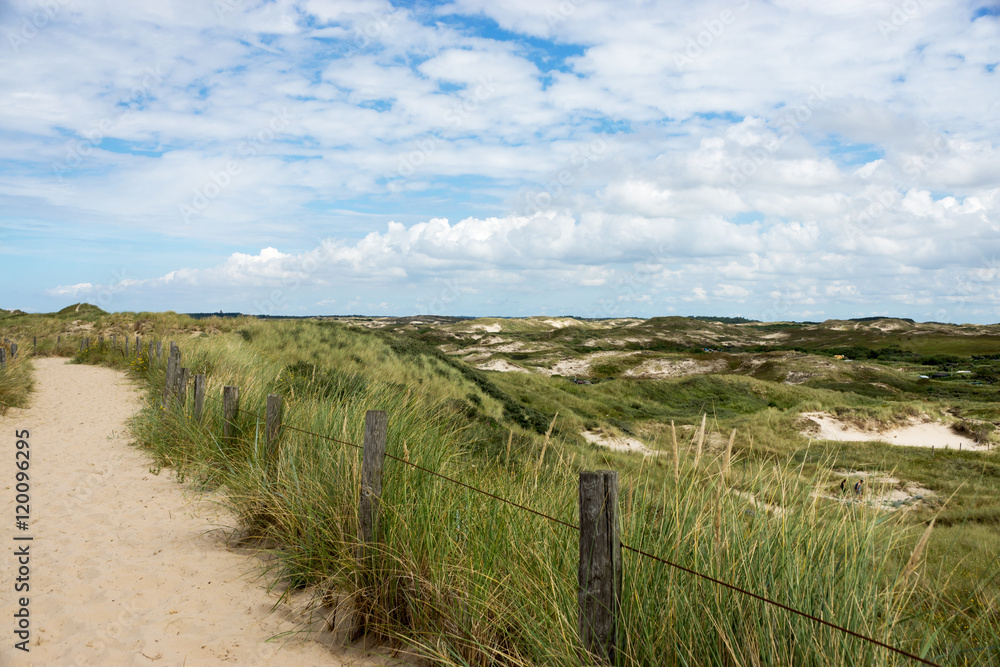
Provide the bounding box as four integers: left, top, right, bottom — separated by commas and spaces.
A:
6, 308, 1000, 664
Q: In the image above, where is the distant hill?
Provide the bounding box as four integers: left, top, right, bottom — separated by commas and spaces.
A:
57, 303, 107, 316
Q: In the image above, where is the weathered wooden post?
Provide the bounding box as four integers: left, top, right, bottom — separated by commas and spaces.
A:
10, 342, 17, 359
0, 348, 6, 370
358, 410, 388, 561
265, 394, 283, 460
156, 341, 162, 364
579, 470, 622, 664
135, 336, 140, 355
56, 335, 60, 350
223, 386, 240, 443
193, 375, 206, 421
176, 367, 190, 407
33, 337, 36, 355
124, 336, 129, 355
147, 341, 154, 361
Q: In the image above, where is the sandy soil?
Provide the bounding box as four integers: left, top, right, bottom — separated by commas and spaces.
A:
0, 358, 393, 666
581, 429, 658, 456
800, 411, 984, 450
476, 359, 529, 373
622, 358, 725, 379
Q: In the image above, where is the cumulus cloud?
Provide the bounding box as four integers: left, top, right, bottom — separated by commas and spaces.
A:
4, 0, 1000, 320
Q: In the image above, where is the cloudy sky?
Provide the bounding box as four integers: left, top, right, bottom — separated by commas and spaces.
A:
2, 0, 999, 322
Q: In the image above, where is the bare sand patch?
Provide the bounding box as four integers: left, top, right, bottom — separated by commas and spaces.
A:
581, 429, 657, 456
537, 351, 642, 377
541, 318, 580, 329
477, 359, 530, 373
800, 411, 984, 450
0, 358, 392, 666
469, 323, 502, 333
815, 471, 937, 511
622, 357, 725, 379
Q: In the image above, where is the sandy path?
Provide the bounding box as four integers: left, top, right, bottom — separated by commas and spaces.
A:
0, 358, 389, 666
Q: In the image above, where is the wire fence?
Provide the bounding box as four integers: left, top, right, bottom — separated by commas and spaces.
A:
23, 334, 945, 665
238, 406, 940, 666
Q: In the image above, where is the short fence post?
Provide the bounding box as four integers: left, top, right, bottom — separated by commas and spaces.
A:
0, 348, 6, 370
56, 335, 60, 350
33, 337, 36, 355
10, 342, 16, 359
223, 386, 240, 443
177, 368, 190, 407
156, 341, 162, 364
135, 336, 140, 355
266, 394, 283, 460
579, 470, 622, 664
147, 341, 154, 362
193, 375, 206, 421
358, 410, 388, 561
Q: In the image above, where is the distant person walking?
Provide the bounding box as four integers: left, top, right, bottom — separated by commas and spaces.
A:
854, 479, 863, 496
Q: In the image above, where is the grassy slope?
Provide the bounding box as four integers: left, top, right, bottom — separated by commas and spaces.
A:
3, 308, 999, 664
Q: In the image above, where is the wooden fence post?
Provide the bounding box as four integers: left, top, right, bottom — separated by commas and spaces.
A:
33, 337, 36, 355
0, 348, 6, 370
359, 410, 388, 558
135, 336, 140, 355
579, 470, 622, 664
10, 342, 16, 359
223, 386, 240, 443
56, 335, 60, 350
156, 341, 162, 364
147, 341, 154, 361
177, 368, 190, 407
193, 375, 206, 421
266, 394, 283, 459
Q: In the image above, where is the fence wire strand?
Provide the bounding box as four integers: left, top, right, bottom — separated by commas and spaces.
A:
234, 408, 939, 666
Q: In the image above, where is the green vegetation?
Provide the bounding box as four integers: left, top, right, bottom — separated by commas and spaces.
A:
3, 308, 1000, 664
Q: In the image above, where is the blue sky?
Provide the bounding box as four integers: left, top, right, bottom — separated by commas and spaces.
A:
1, 0, 999, 322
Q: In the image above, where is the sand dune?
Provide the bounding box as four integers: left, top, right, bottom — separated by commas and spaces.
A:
0, 358, 393, 666
800, 411, 985, 450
